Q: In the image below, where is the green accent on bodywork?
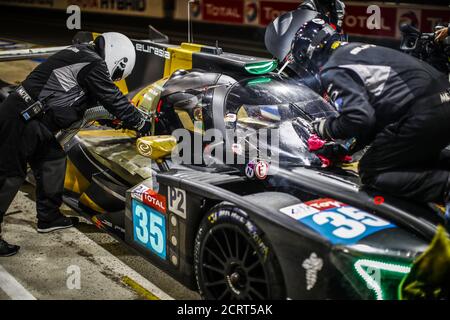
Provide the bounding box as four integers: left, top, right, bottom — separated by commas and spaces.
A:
245, 60, 278, 75
353, 259, 412, 300
247, 77, 273, 86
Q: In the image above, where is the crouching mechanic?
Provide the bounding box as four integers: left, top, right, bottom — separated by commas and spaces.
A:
291, 20, 450, 216
0, 32, 151, 256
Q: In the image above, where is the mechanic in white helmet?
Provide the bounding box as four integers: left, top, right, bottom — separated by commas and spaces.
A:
0, 32, 151, 256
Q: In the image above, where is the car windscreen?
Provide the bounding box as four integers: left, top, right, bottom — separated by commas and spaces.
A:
224, 76, 337, 167
225, 76, 335, 120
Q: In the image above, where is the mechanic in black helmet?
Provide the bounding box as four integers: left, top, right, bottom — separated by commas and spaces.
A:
0, 32, 151, 256
290, 19, 450, 219
299, 0, 346, 33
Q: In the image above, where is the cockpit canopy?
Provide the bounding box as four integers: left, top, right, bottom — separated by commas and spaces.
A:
224, 76, 337, 166
156, 71, 337, 167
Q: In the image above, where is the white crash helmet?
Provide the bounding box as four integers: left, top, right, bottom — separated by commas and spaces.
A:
94, 32, 136, 81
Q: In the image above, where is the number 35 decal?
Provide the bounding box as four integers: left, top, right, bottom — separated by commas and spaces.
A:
132, 200, 167, 259
281, 202, 396, 245
312, 207, 391, 239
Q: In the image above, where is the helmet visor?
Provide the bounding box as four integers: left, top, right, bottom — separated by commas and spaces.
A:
111, 57, 128, 81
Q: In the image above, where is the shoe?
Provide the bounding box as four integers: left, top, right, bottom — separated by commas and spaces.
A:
37, 216, 79, 233
0, 238, 20, 257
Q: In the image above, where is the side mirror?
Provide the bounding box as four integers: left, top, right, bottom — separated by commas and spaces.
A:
136, 135, 177, 161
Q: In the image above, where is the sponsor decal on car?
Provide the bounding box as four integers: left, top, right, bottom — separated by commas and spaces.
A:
245, 159, 257, 179
169, 187, 187, 219
302, 253, 323, 291
131, 184, 150, 202
280, 198, 396, 245
255, 160, 269, 180
131, 184, 167, 214
132, 199, 167, 259
142, 190, 167, 214
245, 159, 270, 180
135, 43, 171, 60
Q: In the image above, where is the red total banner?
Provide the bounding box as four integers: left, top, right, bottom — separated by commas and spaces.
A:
344, 4, 398, 38
177, 0, 450, 40
202, 0, 245, 24
259, 1, 298, 26
421, 9, 450, 33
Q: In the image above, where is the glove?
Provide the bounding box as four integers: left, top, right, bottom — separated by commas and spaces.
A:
311, 118, 333, 141
308, 134, 352, 168
136, 119, 152, 136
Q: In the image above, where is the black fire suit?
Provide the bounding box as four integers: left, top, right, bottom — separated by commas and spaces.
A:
0, 43, 145, 224
299, 0, 346, 32
320, 43, 450, 203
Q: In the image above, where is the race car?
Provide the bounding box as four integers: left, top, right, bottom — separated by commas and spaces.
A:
58, 33, 449, 300
1, 21, 449, 300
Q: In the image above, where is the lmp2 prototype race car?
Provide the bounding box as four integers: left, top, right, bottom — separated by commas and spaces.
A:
1, 11, 449, 300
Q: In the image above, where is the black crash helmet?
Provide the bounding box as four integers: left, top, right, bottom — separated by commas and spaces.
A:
291, 18, 339, 74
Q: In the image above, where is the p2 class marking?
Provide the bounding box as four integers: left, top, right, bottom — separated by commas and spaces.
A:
168, 187, 186, 219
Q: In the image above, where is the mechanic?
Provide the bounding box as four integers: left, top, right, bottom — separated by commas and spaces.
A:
298, 0, 346, 32
290, 20, 450, 216
0, 32, 151, 257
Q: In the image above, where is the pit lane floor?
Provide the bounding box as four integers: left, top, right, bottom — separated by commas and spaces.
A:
0, 184, 200, 300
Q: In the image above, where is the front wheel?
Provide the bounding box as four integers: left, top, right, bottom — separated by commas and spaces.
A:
194, 203, 285, 300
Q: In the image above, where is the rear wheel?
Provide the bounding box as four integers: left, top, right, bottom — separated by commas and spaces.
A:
194, 203, 285, 300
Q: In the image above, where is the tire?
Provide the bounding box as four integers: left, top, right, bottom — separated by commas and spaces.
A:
194, 203, 286, 300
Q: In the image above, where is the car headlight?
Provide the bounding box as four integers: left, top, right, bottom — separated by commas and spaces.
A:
353, 258, 411, 300
331, 246, 414, 300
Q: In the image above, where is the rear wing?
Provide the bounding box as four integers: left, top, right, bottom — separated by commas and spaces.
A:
0, 46, 68, 62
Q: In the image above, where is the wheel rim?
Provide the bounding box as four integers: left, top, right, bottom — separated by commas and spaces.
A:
199, 224, 270, 300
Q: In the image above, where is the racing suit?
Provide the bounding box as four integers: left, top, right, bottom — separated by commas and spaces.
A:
319, 43, 450, 203
0, 43, 146, 224
299, 0, 346, 32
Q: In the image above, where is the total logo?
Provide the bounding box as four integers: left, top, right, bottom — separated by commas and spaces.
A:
205, 3, 241, 19
306, 198, 344, 211
142, 190, 167, 213
245, 159, 270, 180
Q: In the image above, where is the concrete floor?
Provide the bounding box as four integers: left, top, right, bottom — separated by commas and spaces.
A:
0, 184, 200, 300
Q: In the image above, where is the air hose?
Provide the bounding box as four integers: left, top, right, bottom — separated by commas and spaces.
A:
56, 105, 115, 146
